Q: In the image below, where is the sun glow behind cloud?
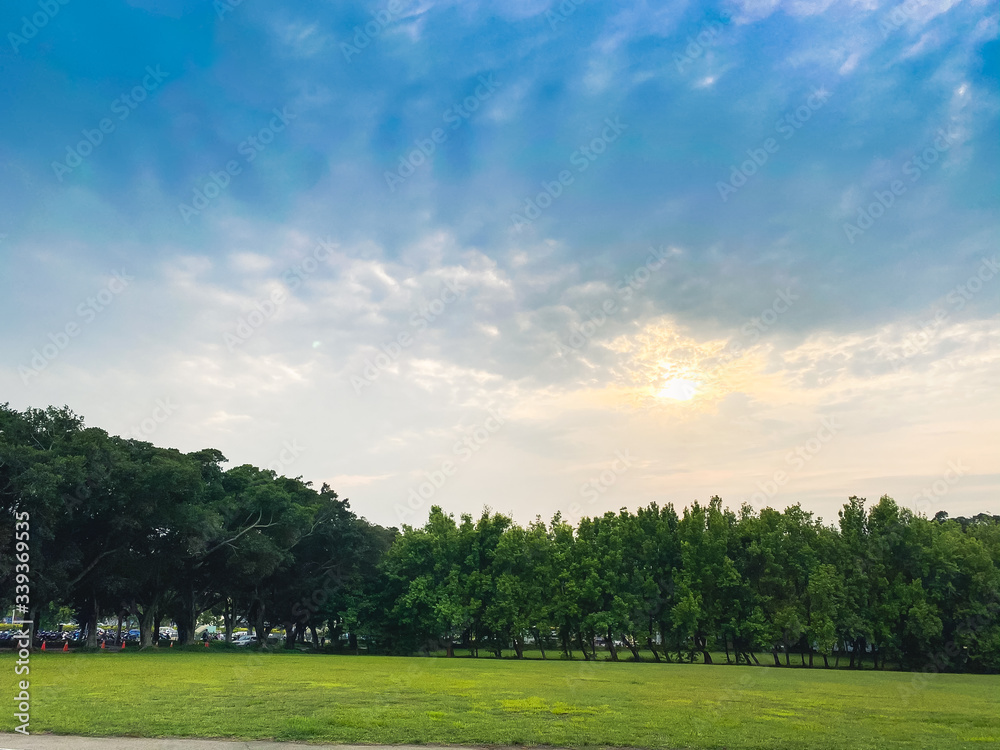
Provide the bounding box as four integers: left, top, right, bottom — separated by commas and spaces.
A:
600, 318, 775, 410
657, 377, 701, 401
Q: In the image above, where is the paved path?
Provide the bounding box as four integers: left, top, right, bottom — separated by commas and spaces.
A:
0, 736, 482, 750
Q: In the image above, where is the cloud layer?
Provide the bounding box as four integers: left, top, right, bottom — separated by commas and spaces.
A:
2, 0, 997, 527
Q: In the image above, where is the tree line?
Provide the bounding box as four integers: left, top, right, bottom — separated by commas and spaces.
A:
2, 404, 998, 672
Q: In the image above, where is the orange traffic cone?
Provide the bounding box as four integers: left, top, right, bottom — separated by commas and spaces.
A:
169, 641, 174, 648
40, 641, 46, 651
63, 642, 69, 652
204, 640, 210, 648
101, 640, 106, 649
120, 641, 125, 650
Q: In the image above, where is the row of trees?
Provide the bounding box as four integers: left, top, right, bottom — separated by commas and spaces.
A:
377, 502, 1000, 672
2, 405, 998, 671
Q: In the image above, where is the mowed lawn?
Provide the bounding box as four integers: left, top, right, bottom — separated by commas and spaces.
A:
4, 650, 999, 749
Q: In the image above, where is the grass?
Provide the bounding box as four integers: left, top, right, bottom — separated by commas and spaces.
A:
3, 649, 999, 749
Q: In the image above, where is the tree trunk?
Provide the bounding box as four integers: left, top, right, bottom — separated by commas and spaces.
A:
252, 606, 269, 649
512, 635, 524, 659
699, 635, 713, 664
532, 628, 546, 660
176, 617, 191, 646
772, 645, 781, 666
446, 639, 454, 658
626, 636, 642, 661
176, 597, 198, 646
607, 627, 619, 661
115, 612, 124, 645
822, 654, 829, 668
85, 600, 99, 649
724, 635, 731, 664
223, 599, 235, 644
657, 623, 672, 662
309, 623, 319, 649
665, 627, 680, 661
134, 603, 156, 649
647, 638, 661, 662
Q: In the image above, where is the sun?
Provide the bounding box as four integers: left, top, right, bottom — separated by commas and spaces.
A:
605, 319, 758, 408
656, 377, 701, 401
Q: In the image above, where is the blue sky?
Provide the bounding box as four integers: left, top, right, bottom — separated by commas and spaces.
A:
1, 0, 997, 527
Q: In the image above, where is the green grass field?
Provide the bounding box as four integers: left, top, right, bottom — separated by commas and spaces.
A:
3, 649, 998, 749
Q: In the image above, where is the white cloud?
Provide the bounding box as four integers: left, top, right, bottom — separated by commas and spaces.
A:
839, 51, 861, 74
